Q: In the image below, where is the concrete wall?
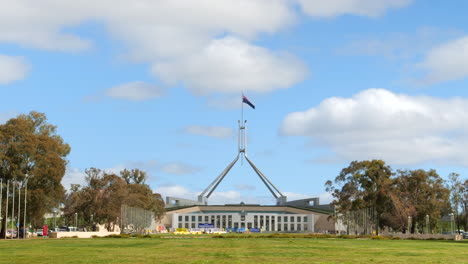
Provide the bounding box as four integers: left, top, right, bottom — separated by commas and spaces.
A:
49, 231, 120, 238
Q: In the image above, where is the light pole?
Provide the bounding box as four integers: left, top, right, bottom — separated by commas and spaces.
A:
425, 215, 430, 234
23, 176, 28, 239
0, 178, 3, 226
5, 180, 9, 240
407, 216, 412, 234
450, 213, 454, 234
90, 214, 94, 230
74, 213, 78, 229
53, 208, 57, 229
17, 183, 20, 239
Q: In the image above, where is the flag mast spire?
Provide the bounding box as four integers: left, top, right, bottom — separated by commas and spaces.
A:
197, 93, 287, 205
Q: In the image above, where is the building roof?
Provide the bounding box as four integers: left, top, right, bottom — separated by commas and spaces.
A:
165, 204, 333, 215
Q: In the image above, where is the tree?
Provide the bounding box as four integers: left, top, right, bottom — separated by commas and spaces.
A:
64, 168, 165, 231
325, 160, 394, 234
0, 112, 70, 237
394, 169, 450, 233
447, 173, 464, 233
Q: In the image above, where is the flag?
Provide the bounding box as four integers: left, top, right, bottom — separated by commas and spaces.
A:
242, 95, 255, 109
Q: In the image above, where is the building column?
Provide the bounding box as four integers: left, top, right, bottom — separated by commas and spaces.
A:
172, 213, 178, 229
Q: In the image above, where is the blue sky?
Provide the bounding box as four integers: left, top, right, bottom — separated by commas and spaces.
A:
2, 0, 468, 205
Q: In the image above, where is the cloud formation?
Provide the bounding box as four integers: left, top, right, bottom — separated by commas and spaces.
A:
0, 55, 30, 84
105, 81, 164, 101
153, 36, 307, 95
184, 125, 234, 139
281, 88, 468, 165
0, 0, 306, 95
418, 36, 468, 84
297, 0, 412, 18
160, 162, 201, 175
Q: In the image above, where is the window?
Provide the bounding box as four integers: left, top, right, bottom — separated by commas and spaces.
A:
191, 216, 196, 222
185, 223, 189, 228
284, 216, 288, 222
277, 224, 281, 231
205, 216, 209, 222
277, 216, 281, 222
290, 224, 294, 231
290, 216, 294, 222
198, 216, 202, 222
297, 224, 301, 231
178, 216, 182, 221
178, 223, 182, 228
304, 224, 308, 231
185, 216, 189, 222
297, 216, 301, 222
304, 216, 308, 222
284, 224, 288, 231
191, 223, 195, 228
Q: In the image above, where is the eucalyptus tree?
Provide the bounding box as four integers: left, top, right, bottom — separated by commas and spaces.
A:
0, 112, 70, 237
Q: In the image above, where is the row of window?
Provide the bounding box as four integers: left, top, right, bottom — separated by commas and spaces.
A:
178, 215, 308, 223
177, 222, 309, 232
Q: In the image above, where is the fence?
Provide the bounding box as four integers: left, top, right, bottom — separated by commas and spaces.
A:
120, 205, 155, 234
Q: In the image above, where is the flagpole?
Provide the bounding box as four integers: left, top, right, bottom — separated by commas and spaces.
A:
241, 91, 244, 165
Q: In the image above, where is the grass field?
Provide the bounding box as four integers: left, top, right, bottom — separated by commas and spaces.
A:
1, 236, 467, 264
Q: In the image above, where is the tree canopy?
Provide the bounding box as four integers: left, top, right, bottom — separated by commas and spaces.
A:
0, 112, 70, 237
64, 168, 164, 231
326, 160, 454, 234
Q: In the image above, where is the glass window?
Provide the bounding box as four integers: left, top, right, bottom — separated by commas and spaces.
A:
178, 223, 182, 228
191, 223, 195, 228
198, 216, 202, 222
191, 216, 196, 221
297, 216, 301, 222
185, 223, 189, 228
290, 216, 294, 222
284, 224, 288, 231
178, 216, 182, 221
290, 224, 294, 231
185, 216, 189, 221
284, 216, 288, 222
304, 216, 308, 222
277, 216, 281, 222
304, 224, 308, 231
277, 224, 281, 231
205, 216, 209, 222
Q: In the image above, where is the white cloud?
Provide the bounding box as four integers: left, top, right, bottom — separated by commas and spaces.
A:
0, 0, 305, 95
418, 36, 468, 84
184, 125, 234, 139
105, 81, 164, 101
0, 55, 30, 84
281, 88, 468, 166
296, 0, 412, 18
160, 162, 201, 175
154, 184, 195, 199
152, 36, 307, 95
62, 167, 87, 190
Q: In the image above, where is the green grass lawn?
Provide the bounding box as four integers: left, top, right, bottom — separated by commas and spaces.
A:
1, 236, 467, 264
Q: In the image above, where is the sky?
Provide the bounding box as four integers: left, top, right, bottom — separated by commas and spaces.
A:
2, 0, 468, 205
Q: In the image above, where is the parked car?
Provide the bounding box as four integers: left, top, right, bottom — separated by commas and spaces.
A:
36, 229, 43, 236
6, 230, 17, 238
463, 232, 468, 239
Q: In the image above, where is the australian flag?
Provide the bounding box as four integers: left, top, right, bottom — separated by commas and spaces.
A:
242, 95, 255, 109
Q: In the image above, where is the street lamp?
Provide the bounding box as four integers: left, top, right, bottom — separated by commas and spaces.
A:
449, 213, 454, 234
74, 213, 78, 229
407, 216, 412, 234
53, 208, 58, 229
425, 215, 430, 234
